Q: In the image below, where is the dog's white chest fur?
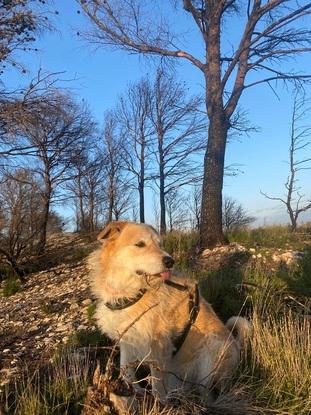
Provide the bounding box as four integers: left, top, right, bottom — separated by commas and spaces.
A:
96, 297, 175, 360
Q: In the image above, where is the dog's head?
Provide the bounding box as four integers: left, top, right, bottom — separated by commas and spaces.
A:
97, 221, 174, 281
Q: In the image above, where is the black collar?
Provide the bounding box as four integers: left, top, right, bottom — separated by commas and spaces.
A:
105, 288, 147, 310
104, 279, 188, 311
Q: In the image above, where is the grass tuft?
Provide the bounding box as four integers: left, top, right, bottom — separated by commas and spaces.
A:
86, 303, 97, 322
2, 278, 21, 297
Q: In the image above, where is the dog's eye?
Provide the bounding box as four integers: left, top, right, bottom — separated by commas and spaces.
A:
135, 241, 146, 248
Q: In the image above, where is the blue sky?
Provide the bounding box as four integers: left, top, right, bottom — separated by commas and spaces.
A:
3, 1, 311, 226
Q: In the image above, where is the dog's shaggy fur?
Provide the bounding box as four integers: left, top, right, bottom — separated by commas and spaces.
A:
89, 221, 250, 404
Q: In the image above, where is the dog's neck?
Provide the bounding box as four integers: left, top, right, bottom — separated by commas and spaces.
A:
102, 281, 140, 298
99, 268, 145, 302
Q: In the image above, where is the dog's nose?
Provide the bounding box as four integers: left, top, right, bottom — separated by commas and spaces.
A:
163, 256, 175, 269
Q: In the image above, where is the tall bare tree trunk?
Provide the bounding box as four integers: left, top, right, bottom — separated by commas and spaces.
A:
7, 255, 26, 283
77, 174, 86, 231
108, 187, 114, 222
89, 188, 95, 232
200, 12, 228, 249
200, 111, 228, 248
159, 170, 166, 234
139, 141, 145, 223
38, 191, 51, 255
158, 132, 166, 234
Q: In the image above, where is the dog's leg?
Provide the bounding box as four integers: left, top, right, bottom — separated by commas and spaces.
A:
120, 342, 146, 398
120, 342, 137, 384
150, 366, 168, 402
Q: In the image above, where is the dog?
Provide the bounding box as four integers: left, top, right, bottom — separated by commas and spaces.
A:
88, 221, 250, 405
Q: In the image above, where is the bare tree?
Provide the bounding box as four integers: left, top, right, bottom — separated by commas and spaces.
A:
78, 0, 311, 248
152, 194, 160, 231
3, 91, 95, 254
84, 153, 106, 232
149, 68, 205, 234
223, 196, 255, 232
261, 92, 311, 231
0, 169, 42, 280
102, 111, 132, 222
165, 189, 188, 232
68, 146, 105, 233
1, 70, 67, 157
67, 150, 88, 232
0, 1, 51, 141
187, 184, 202, 230
117, 78, 153, 223
0, 0, 47, 73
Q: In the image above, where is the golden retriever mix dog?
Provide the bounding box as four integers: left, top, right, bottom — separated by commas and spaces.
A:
89, 221, 250, 404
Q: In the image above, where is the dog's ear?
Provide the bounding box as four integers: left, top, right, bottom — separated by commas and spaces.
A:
97, 221, 128, 243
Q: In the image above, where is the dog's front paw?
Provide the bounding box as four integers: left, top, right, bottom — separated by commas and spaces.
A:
109, 392, 138, 415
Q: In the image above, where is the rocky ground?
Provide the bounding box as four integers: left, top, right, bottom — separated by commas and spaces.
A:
0, 233, 307, 394
0, 234, 98, 390
200, 242, 305, 270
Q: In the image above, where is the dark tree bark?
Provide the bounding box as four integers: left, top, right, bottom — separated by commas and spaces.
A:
37, 177, 52, 255
201, 110, 229, 246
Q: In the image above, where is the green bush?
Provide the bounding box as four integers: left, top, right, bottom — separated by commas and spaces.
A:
2, 278, 21, 297
66, 328, 109, 348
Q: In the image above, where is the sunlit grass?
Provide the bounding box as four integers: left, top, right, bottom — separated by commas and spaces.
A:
1, 225, 310, 414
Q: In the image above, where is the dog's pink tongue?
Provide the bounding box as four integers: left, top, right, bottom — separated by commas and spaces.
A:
160, 271, 171, 281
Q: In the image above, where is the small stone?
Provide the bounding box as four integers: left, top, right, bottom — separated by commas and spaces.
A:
29, 325, 39, 332
55, 325, 68, 332
2, 349, 10, 354
249, 248, 256, 253
82, 298, 92, 306
77, 324, 87, 331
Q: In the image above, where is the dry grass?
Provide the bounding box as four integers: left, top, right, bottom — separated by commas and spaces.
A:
1, 226, 310, 414
2, 288, 310, 415
2, 350, 91, 415
248, 305, 311, 414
